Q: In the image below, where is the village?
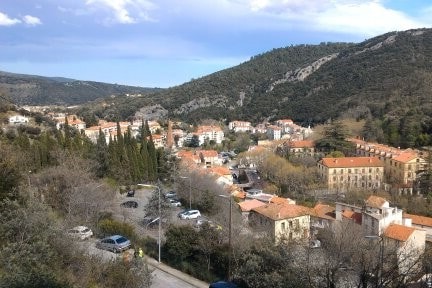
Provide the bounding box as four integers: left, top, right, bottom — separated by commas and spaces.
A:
5, 110, 432, 286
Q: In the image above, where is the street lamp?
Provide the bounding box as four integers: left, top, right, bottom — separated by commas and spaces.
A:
139, 183, 162, 263
219, 194, 233, 281
365, 235, 384, 287
180, 176, 192, 210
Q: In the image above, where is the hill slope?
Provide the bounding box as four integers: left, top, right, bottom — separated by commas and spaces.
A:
0, 71, 161, 106
105, 29, 432, 140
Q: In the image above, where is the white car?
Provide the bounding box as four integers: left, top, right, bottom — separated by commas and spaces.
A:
168, 199, 182, 207
180, 209, 201, 219
67, 226, 93, 240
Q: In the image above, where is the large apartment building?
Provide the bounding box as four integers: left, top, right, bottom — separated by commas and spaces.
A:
317, 157, 384, 192
350, 138, 428, 193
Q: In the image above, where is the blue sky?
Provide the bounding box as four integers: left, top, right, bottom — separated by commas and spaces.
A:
0, 0, 431, 88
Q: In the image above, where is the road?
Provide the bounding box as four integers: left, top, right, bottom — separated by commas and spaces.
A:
82, 238, 207, 288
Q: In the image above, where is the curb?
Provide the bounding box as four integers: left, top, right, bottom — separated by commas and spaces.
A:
144, 256, 209, 288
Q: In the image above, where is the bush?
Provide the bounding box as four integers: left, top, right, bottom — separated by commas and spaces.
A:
97, 218, 136, 240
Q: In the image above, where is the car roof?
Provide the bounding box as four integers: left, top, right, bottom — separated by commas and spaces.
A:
72, 226, 90, 231
107, 235, 126, 240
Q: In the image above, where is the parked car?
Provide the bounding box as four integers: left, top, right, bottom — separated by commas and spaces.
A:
165, 191, 177, 198
126, 189, 135, 197
96, 235, 131, 253
121, 201, 138, 208
180, 209, 201, 220
209, 281, 238, 288
168, 198, 182, 207
67, 226, 93, 240
177, 209, 191, 218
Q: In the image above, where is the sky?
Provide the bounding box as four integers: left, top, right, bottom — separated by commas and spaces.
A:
0, 1, 431, 88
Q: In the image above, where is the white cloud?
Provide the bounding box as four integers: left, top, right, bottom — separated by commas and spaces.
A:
85, 0, 157, 24
219, 0, 429, 37
0, 11, 21, 26
22, 15, 42, 26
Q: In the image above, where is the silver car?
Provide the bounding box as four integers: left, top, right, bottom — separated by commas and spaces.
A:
96, 235, 131, 253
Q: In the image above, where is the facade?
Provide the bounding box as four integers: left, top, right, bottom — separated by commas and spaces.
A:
275, 119, 294, 134
249, 203, 311, 242
317, 157, 384, 192
266, 125, 282, 140
195, 125, 224, 145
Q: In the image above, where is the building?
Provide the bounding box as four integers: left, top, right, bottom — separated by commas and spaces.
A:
403, 213, 432, 243
383, 223, 426, 279
249, 203, 311, 242
350, 138, 427, 193
362, 195, 404, 236
282, 140, 316, 157
228, 121, 252, 133
8, 114, 29, 124
317, 157, 384, 192
266, 125, 282, 140
193, 125, 224, 145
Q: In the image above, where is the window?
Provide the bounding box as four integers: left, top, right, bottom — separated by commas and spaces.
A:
348, 169, 352, 173
281, 222, 286, 231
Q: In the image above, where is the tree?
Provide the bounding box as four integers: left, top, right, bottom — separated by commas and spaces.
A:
143, 188, 171, 222
315, 120, 355, 156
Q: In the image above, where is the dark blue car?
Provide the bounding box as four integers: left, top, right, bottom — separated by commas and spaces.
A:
209, 281, 238, 288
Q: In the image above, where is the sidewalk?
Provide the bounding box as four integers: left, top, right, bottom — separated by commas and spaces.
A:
145, 256, 209, 288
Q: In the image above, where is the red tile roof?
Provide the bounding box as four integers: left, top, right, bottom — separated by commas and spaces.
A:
320, 157, 383, 168
384, 223, 416, 242
252, 203, 311, 220
200, 150, 218, 157
342, 210, 362, 224
238, 199, 267, 212
392, 152, 417, 163
404, 213, 432, 227
365, 195, 388, 209
207, 166, 231, 176
312, 203, 336, 220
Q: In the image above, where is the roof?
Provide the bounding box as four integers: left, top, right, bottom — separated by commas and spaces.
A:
404, 213, 432, 227
251, 203, 311, 221
288, 140, 314, 148
384, 223, 416, 242
207, 166, 231, 176
341, 210, 362, 224
392, 152, 418, 163
320, 157, 383, 168
197, 125, 223, 133
238, 199, 267, 212
270, 196, 296, 205
200, 150, 218, 158
312, 203, 336, 220
365, 195, 388, 209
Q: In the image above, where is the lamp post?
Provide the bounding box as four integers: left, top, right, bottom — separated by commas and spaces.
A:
365, 235, 384, 287
219, 194, 233, 281
140, 183, 161, 263
180, 176, 192, 210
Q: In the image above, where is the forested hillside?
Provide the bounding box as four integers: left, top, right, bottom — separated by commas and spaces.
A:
0, 71, 162, 105
92, 28, 432, 149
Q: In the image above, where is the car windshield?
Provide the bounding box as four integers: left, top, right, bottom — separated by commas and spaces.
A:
116, 237, 128, 244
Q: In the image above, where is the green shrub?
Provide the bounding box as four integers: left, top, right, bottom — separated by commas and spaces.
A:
98, 219, 136, 240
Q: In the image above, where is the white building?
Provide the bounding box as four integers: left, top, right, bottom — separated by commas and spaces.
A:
228, 121, 252, 133
8, 115, 29, 124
